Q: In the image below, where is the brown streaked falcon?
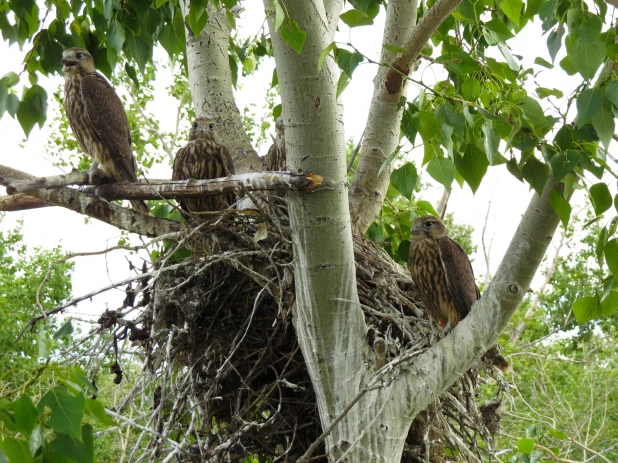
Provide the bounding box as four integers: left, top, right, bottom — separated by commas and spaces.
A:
62, 47, 149, 215
264, 118, 286, 172
409, 215, 509, 371
172, 117, 236, 217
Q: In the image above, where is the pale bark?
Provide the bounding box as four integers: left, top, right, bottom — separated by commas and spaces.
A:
0, 194, 47, 211
182, 2, 262, 174
4, 170, 322, 199
0, 165, 183, 237
348, 0, 463, 233
265, 1, 400, 460
511, 224, 568, 342
348, 0, 419, 234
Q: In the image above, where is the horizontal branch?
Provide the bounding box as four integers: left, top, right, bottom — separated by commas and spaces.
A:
83, 172, 323, 200
0, 164, 184, 237
0, 194, 48, 211
5, 170, 322, 199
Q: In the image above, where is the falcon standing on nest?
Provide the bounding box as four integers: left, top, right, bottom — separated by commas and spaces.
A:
172, 117, 235, 216
264, 118, 286, 172
409, 215, 509, 371
62, 47, 149, 215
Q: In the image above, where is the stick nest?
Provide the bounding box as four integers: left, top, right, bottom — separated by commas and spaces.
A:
109, 199, 506, 462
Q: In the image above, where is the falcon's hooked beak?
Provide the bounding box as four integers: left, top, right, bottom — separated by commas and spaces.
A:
62, 58, 77, 73
411, 224, 423, 235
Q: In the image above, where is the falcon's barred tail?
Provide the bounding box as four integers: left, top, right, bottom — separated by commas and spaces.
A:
130, 200, 150, 215
483, 345, 510, 372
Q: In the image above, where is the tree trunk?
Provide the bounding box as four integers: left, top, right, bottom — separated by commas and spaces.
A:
182, 2, 262, 174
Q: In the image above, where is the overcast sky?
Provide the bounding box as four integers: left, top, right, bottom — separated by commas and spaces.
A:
0, 3, 597, 322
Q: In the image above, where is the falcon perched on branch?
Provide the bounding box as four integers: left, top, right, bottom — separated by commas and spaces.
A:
409, 215, 509, 371
264, 118, 286, 172
172, 117, 236, 216
62, 47, 149, 215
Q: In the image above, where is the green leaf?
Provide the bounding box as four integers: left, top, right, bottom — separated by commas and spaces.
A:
273, 103, 282, 120
126, 34, 151, 72
186, 2, 208, 37
0, 438, 32, 463
124, 63, 139, 89
534, 57, 553, 68
48, 424, 94, 463
526, 424, 538, 438
336, 72, 350, 98
6, 395, 39, 437
554, 125, 573, 151
576, 89, 602, 127
550, 189, 571, 228
566, 35, 605, 80
547, 26, 564, 63
605, 81, 618, 107
592, 109, 614, 151
337, 50, 364, 77
281, 20, 306, 54
517, 96, 549, 131
461, 78, 481, 101
274, 0, 285, 31
2, 71, 20, 87
535, 87, 563, 99
107, 19, 125, 52
549, 150, 580, 181
601, 287, 618, 317
455, 145, 489, 193
548, 428, 568, 440
390, 163, 418, 200
340, 9, 373, 27
559, 55, 578, 76
85, 399, 115, 426
517, 438, 535, 454
426, 157, 456, 188
572, 295, 601, 324
499, 0, 522, 26
318, 42, 336, 71
415, 200, 439, 217
590, 182, 612, 216
482, 121, 506, 165
16, 85, 47, 137
521, 157, 548, 196
37, 387, 85, 439
605, 238, 618, 276
54, 319, 74, 339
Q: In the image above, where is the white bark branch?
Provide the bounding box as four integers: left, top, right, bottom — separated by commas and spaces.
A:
348, 0, 420, 233
182, 2, 263, 174
349, 0, 463, 233
4, 170, 323, 199
0, 165, 183, 237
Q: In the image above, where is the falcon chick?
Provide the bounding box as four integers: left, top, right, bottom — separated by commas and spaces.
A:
172, 117, 236, 217
62, 47, 149, 215
409, 215, 509, 371
264, 118, 286, 172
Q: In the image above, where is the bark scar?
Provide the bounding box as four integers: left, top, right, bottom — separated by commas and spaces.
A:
385, 55, 410, 95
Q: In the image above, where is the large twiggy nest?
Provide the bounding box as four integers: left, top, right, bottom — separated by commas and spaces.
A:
114, 198, 505, 462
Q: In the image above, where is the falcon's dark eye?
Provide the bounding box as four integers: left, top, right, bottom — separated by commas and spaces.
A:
424, 221, 432, 228
75, 52, 84, 59
192, 122, 198, 129
209, 123, 215, 129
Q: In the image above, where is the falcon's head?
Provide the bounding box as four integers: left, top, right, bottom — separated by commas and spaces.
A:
62, 48, 95, 74
275, 117, 285, 136
412, 215, 447, 239
189, 117, 219, 142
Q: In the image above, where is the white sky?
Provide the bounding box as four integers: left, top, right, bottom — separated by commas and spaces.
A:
0, 2, 602, 320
